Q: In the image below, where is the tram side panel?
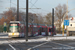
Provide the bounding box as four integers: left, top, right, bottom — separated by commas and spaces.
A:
48, 27, 56, 36
24, 25, 39, 37
24, 25, 56, 37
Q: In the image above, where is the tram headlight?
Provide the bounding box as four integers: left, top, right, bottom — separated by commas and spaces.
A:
8, 33, 12, 35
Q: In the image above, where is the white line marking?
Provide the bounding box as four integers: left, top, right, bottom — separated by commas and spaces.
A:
27, 41, 50, 50
52, 47, 74, 49
9, 44, 16, 50
27, 41, 75, 50
51, 42, 75, 48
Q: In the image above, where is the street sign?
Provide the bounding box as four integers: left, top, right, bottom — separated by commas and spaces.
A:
64, 20, 69, 26
4, 22, 7, 27
3, 22, 7, 32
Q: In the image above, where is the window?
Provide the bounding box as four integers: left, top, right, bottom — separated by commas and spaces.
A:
9, 23, 19, 32
70, 24, 72, 26
49, 29, 52, 32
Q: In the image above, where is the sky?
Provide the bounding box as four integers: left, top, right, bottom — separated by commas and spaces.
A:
0, 0, 75, 16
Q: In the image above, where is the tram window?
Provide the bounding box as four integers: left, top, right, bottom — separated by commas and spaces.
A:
28, 27, 31, 32
39, 27, 41, 30
33, 27, 38, 32
42, 28, 45, 32
49, 29, 52, 32
9, 23, 19, 32
70, 24, 72, 26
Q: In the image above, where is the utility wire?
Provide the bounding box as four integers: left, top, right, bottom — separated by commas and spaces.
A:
8, 0, 50, 13
30, 0, 32, 3
29, 0, 37, 8
29, 0, 50, 12
11, 2, 17, 6
29, 0, 39, 13
30, 0, 38, 8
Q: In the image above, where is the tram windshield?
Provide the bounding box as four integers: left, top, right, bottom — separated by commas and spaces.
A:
9, 23, 19, 32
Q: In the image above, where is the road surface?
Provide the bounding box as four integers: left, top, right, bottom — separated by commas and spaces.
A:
0, 33, 75, 50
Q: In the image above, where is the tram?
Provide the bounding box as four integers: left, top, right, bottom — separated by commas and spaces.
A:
8, 21, 56, 37
8, 21, 25, 37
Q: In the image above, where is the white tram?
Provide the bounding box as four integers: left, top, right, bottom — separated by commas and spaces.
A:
8, 21, 25, 37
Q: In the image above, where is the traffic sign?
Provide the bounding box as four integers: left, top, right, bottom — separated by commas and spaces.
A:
64, 20, 69, 26
4, 22, 7, 27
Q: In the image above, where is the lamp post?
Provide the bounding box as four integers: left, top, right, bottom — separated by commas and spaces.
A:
66, 0, 69, 36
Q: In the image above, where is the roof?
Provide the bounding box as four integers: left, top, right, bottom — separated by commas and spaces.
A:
10, 21, 20, 23
69, 17, 75, 23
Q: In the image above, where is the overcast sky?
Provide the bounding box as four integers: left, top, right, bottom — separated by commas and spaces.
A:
0, 0, 75, 16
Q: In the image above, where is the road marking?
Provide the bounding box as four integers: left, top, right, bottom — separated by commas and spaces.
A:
27, 41, 51, 50
27, 40, 75, 50
51, 42, 75, 48
9, 44, 16, 50
52, 47, 74, 49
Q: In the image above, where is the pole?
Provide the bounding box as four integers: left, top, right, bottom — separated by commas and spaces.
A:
62, 13, 67, 36
52, 8, 54, 36
10, 0, 11, 8
62, 25, 64, 36
66, 0, 69, 36
17, 0, 19, 21
32, 15, 33, 37
26, 0, 28, 41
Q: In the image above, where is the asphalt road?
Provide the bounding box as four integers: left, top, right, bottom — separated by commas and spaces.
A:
0, 40, 75, 50
0, 33, 75, 50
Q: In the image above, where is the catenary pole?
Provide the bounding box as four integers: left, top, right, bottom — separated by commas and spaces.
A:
26, 0, 28, 41
52, 8, 54, 36
17, 0, 19, 21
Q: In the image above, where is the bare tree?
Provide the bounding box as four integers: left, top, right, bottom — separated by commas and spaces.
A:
36, 14, 44, 24
55, 4, 72, 33
55, 4, 67, 33
45, 13, 52, 25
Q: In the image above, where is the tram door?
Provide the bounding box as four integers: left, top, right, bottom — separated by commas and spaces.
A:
39, 27, 42, 35
48, 28, 52, 36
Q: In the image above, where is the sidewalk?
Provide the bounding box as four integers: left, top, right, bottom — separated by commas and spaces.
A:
54, 34, 66, 36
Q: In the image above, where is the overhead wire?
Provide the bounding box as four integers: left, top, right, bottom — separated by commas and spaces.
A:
30, 0, 32, 3
29, 0, 39, 13
30, 0, 38, 8
6, 0, 50, 13
29, 0, 50, 13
